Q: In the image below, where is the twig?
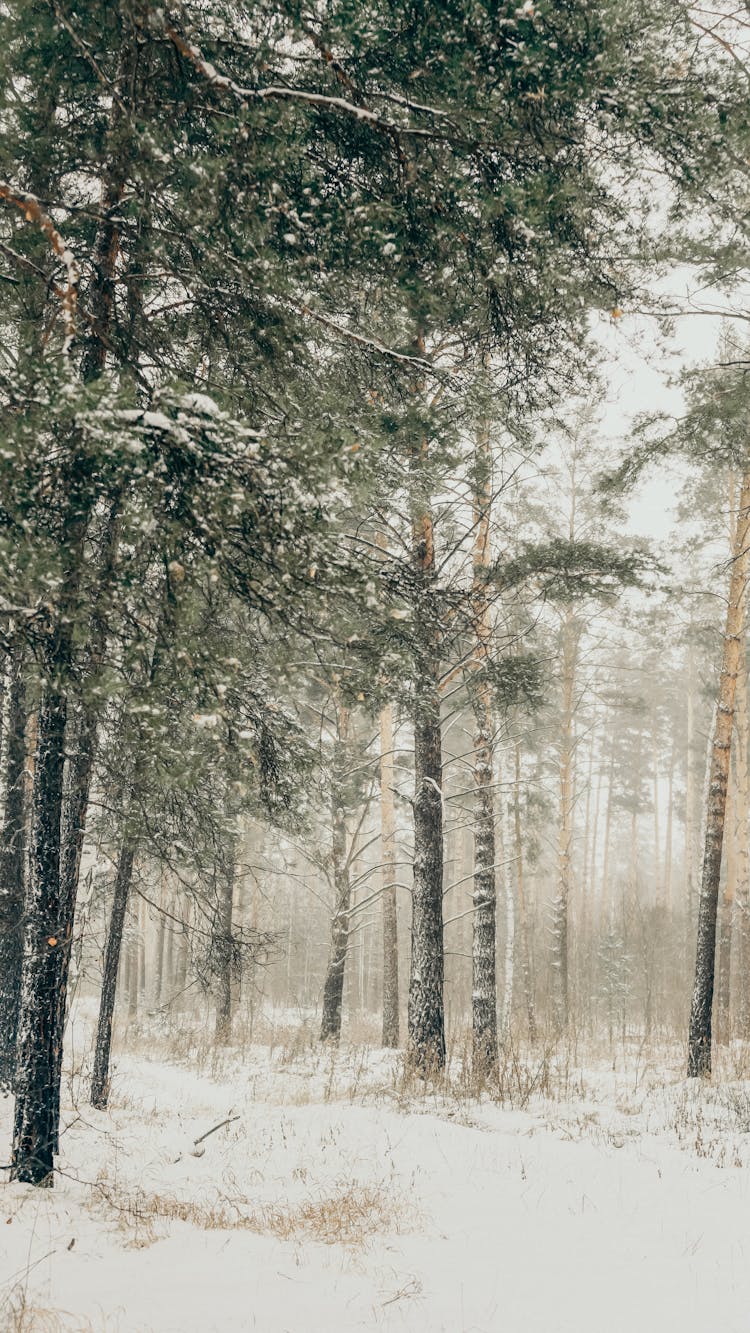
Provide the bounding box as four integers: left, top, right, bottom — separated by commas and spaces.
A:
193, 1114, 240, 1148
172, 1113, 240, 1162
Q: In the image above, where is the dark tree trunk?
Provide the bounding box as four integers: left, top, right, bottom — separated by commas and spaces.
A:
320, 797, 351, 1043
0, 652, 28, 1090
11, 688, 67, 1185
407, 676, 446, 1072
215, 853, 236, 1044
406, 441, 446, 1075
90, 842, 136, 1110
48, 499, 122, 1151
37, 41, 132, 1157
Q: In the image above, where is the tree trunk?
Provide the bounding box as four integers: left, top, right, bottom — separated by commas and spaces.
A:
90, 843, 136, 1109
734, 645, 750, 1039
21, 40, 135, 1171
717, 752, 737, 1044
11, 687, 68, 1185
174, 898, 190, 1006
580, 715, 597, 944
127, 917, 139, 1024
469, 413, 498, 1076
664, 736, 675, 914
600, 749, 615, 930
685, 639, 698, 945
320, 708, 352, 1043
652, 727, 661, 904
319, 813, 351, 1041
408, 678, 446, 1072
0, 650, 28, 1090
471, 708, 497, 1074
153, 901, 166, 1009
513, 740, 537, 1042
405, 406, 446, 1073
379, 702, 400, 1047
551, 606, 578, 1031
687, 468, 750, 1077
47, 499, 123, 1151
214, 851, 236, 1044
500, 753, 515, 1041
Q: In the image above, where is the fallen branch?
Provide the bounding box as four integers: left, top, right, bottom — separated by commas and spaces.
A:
173, 1114, 241, 1162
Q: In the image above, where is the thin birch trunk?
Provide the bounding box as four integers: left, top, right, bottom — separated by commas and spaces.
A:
174, 900, 190, 1006
600, 750, 615, 929
469, 418, 498, 1076
215, 847, 236, 1044
127, 915, 139, 1024
664, 737, 676, 914
551, 606, 578, 1030
513, 740, 537, 1042
379, 702, 399, 1047
320, 707, 352, 1043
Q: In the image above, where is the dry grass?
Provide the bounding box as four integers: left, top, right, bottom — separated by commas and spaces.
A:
88, 1172, 411, 1250
0, 1290, 104, 1333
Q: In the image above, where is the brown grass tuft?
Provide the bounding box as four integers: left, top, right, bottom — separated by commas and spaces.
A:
89, 1174, 410, 1250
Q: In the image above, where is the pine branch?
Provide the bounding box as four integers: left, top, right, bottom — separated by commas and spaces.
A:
0, 182, 79, 352
161, 17, 436, 141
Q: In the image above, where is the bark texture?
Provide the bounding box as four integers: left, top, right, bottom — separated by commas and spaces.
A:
319, 807, 351, 1041
469, 421, 498, 1076
687, 469, 750, 1077
407, 477, 446, 1073
0, 652, 28, 1090
320, 709, 352, 1043
90, 842, 136, 1109
11, 688, 68, 1184
408, 681, 446, 1071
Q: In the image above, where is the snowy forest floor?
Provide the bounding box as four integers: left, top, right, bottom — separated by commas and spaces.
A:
3, 1010, 750, 1331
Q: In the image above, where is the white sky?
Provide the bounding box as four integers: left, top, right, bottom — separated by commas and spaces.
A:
597, 282, 727, 541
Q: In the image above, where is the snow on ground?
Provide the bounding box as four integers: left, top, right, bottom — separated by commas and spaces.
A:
3, 1012, 750, 1332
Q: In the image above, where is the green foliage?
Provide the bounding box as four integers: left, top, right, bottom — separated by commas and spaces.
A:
495, 537, 646, 603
